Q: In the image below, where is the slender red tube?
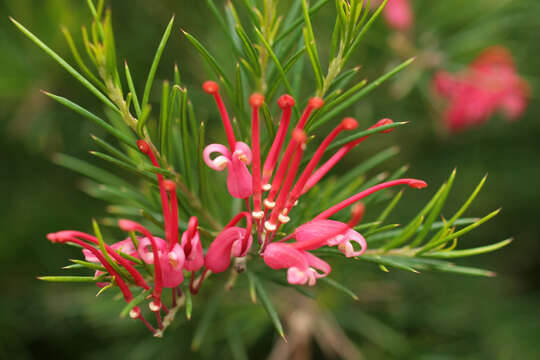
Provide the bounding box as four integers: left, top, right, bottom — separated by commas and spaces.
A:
55, 230, 149, 290
263, 97, 324, 205
137, 140, 172, 243
53, 235, 134, 302
285, 118, 357, 210
302, 119, 395, 194
163, 180, 179, 250
315, 179, 427, 220
250, 93, 265, 219
262, 95, 294, 188
118, 220, 164, 307
266, 130, 307, 232
203, 81, 236, 150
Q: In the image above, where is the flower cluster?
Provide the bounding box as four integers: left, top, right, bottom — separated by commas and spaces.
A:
46, 81, 427, 334
202, 81, 426, 284
433, 46, 529, 132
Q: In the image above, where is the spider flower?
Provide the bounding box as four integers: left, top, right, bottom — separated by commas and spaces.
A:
378, 0, 414, 31
203, 81, 253, 198
205, 211, 253, 273
433, 46, 529, 132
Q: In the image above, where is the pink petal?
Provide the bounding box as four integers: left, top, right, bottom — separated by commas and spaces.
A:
303, 251, 331, 278
295, 219, 349, 250
137, 237, 167, 264
159, 243, 185, 288
181, 231, 204, 272
205, 227, 252, 273
203, 143, 231, 171
233, 141, 252, 164
227, 156, 253, 198
263, 242, 309, 270
339, 229, 367, 257
287, 267, 310, 285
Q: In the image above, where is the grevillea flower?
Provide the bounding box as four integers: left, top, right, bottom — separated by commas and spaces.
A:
205, 211, 253, 273
181, 216, 204, 272
433, 46, 529, 132
382, 0, 414, 31
262, 179, 427, 285
203, 81, 253, 198
263, 242, 331, 286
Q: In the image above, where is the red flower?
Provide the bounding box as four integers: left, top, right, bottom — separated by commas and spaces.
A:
433, 46, 529, 132
383, 0, 414, 31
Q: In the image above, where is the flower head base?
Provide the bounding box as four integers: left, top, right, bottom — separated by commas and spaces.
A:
433, 46, 529, 132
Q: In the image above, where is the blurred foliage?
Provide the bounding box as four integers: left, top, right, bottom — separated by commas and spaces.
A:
1, 0, 540, 359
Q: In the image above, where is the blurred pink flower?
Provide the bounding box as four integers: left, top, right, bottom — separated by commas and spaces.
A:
433, 46, 529, 132
383, 0, 414, 31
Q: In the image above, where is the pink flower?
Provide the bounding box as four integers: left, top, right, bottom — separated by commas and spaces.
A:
203, 142, 253, 199
433, 46, 529, 132
205, 212, 253, 273
383, 0, 413, 31
181, 216, 204, 272
202, 81, 253, 199
263, 242, 331, 286
295, 220, 367, 258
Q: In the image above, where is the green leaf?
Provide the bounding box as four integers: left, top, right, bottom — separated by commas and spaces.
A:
64, 259, 106, 272
38, 275, 106, 283
182, 30, 233, 95
320, 277, 359, 300
359, 255, 420, 273
53, 153, 126, 187
254, 28, 294, 95
120, 289, 152, 318
449, 174, 488, 225
410, 169, 456, 247
311, 57, 415, 130
142, 15, 175, 110
382, 215, 424, 251
159, 80, 171, 158
10, 17, 118, 112
425, 238, 513, 259
343, 0, 389, 64
124, 61, 142, 118
43, 92, 136, 150
418, 208, 502, 254
275, 0, 330, 44
246, 271, 286, 340
60, 26, 106, 91
192, 289, 224, 351
366, 190, 403, 234
184, 285, 193, 320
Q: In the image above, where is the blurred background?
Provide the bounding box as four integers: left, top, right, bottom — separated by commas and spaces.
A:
1, 0, 539, 358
